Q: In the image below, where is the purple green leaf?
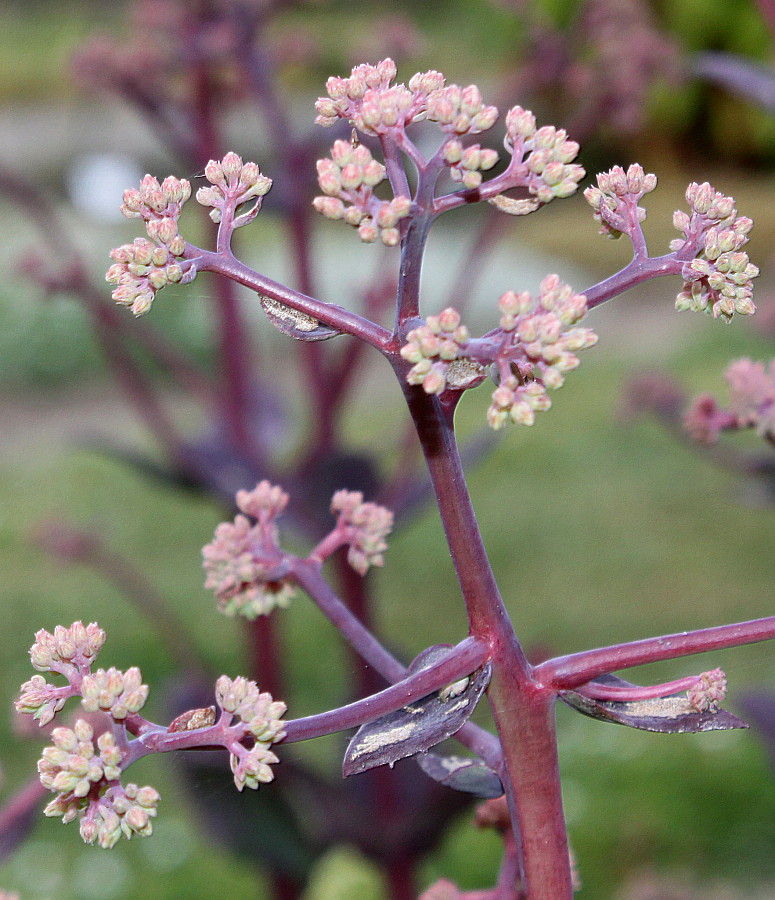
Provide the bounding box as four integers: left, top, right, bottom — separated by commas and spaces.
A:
343, 645, 491, 777
416, 751, 503, 799
559, 673, 748, 734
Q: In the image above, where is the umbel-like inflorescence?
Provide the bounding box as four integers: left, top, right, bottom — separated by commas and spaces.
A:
15, 623, 160, 848
17, 622, 287, 847
687, 668, 727, 713
684, 357, 775, 445
329, 489, 394, 575
400, 276, 597, 429
202, 480, 296, 619
107, 153, 271, 315
106, 175, 194, 316
312, 58, 584, 239
215, 676, 287, 791
202, 481, 394, 617
313, 139, 411, 246
585, 166, 757, 321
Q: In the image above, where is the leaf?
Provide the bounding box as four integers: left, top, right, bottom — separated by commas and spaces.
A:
259, 296, 340, 341
416, 751, 503, 799
343, 645, 491, 777
559, 673, 748, 734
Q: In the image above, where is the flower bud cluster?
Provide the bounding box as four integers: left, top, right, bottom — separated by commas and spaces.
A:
39, 720, 159, 847
687, 668, 727, 713
584, 164, 657, 239
196, 152, 272, 225
215, 676, 286, 792
76, 784, 161, 849
426, 84, 499, 135
672, 183, 757, 320
492, 106, 584, 213
39, 721, 122, 801
81, 667, 149, 720
15, 673, 69, 726
202, 481, 295, 619
314, 59, 444, 136
313, 139, 411, 246
108, 173, 196, 316
400, 308, 470, 395
29, 621, 106, 674
215, 676, 287, 742
120, 174, 191, 222
487, 279, 596, 429
330, 490, 394, 575
442, 140, 499, 189
106, 236, 192, 317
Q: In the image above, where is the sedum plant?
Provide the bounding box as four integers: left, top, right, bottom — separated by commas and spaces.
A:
11, 56, 775, 900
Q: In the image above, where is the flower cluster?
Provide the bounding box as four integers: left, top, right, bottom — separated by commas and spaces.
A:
426, 84, 499, 135
441, 140, 499, 190
400, 278, 596, 430
195, 152, 272, 225
107, 174, 195, 316
400, 308, 473, 395
81, 667, 149, 720
330, 490, 394, 575
28, 621, 106, 673
15, 622, 106, 726
683, 357, 775, 445
673, 182, 757, 320
687, 668, 727, 713
38, 719, 160, 848
313, 139, 411, 246
215, 676, 286, 791
202, 481, 295, 619
489, 106, 584, 215
486, 278, 597, 429
314, 58, 444, 135
584, 163, 657, 239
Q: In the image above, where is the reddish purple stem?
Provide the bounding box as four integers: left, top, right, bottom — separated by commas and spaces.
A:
536, 615, 775, 690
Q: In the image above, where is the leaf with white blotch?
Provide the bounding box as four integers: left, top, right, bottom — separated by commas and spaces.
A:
259, 296, 339, 341
559, 673, 748, 734
343, 645, 491, 777
417, 751, 503, 798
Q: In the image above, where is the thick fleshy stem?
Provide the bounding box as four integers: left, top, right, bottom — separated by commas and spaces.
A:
535, 615, 775, 691
399, 384, 573, 899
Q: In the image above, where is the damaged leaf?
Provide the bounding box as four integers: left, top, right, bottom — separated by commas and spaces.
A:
343, 645, 491, 777
259, 295, 340, 341
417, 751, 503, 799
560, 673, 748, 734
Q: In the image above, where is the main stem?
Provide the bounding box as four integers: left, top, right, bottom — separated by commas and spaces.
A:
401, 386, 573, 900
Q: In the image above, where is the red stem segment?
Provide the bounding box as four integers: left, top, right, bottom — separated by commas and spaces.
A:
536, 615, 775, 690
399, 383, 573, 899
282, 636, 488, 743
